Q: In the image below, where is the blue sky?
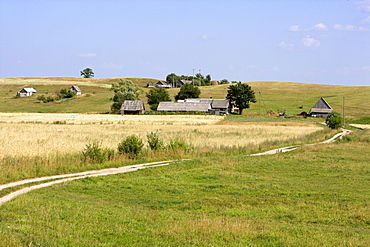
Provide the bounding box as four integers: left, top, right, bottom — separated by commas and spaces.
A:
1, 0, 369, 86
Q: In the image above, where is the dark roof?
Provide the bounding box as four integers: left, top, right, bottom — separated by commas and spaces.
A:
71, 86, 81, 92
178, 80, 192, 85
157, 102, 211, 112
120, 100, 145, 111
311, 97, 333, 113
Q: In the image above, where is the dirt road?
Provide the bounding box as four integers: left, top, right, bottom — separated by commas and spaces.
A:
0, 129, 351, 206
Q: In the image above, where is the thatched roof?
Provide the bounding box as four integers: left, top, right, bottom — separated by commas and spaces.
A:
121, 100, 145, 111
157, 102, 211, 112
311, 97, 333, 114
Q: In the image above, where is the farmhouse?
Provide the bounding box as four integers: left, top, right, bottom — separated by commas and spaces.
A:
17, 88, 37, 97
310, 97, 333, 117
120, 100, 145, 115
177, 80, 192, 87
70, 86, 82, 95
185, 98, 231, 115
157, 102, 211, 112
155, 81, 172, 89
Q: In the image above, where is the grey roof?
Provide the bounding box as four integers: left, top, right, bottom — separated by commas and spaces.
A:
71, 85, 81, 92
185, 98, 230, 109
311, 97, 333, 113
157, 102, 211, 112
21, 88, 37, 93
120, 100, 145, 111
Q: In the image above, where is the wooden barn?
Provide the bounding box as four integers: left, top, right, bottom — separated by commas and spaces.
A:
120, 100, 145, 115
70, 86, 82, 95
310, 97, 333, 117
185, 98, 231, 115
17, 88, 37, 97
157, 102, 211, 112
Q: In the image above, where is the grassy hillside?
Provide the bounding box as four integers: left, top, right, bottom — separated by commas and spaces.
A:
1, 132, 369, 246
0, 77, 369, 117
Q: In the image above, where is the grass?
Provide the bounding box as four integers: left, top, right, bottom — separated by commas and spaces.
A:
0, 114, 325, 183
0, 131, 369, 246
1, 77, 369, 117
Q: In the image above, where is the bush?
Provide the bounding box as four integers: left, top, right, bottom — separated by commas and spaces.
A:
37, 95, 55, 103
147, 131, 164, 150
82, 141, 114, 163
118, 135, 144, 158
325, 112, 343, 129
167, 137, 193, 153
59, 89, 76, 99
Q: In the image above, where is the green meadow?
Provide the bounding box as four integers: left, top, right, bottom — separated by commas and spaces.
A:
0, 77, 369, 118
0, 131, 369, 246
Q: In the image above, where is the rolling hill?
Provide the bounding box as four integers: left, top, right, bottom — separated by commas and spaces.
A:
0, 77, 369, 118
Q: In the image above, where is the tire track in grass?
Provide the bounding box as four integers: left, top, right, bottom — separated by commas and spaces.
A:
0, 129, 350, 206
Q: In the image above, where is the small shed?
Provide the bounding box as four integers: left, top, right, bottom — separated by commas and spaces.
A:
17, 88, 37, 97
70, 86, 82, 95
146, 81, 154, 88
310, 97, 333, 117
157, 102, 211, 112
120, 100, 145, 115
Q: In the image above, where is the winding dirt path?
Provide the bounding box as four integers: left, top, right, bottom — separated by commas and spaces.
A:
0, 129, 351, 206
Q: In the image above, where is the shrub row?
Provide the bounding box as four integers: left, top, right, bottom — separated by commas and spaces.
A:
82, 132, 193, 163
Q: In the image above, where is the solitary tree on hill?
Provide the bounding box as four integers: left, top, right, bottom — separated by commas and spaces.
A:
226, 82, 256, 114
80, 68, 94, 78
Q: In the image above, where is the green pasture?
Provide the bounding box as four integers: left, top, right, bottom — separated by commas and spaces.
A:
1, 130, 369, 246
1, 77, 369, 118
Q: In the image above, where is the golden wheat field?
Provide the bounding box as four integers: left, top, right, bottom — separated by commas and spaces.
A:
0, 113, 322, 158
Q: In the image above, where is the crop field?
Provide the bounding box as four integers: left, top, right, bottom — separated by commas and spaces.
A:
0, 114, 322, 159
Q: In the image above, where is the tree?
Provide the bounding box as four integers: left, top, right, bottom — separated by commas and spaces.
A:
110, 79, 142, 113
146, 87, 171, 111
174, 83, 201, 101
219, 79, 229, 84
80, 68, 94, 78
226, 82, 256, 114
325, 112, 343, 129
166, 73, 179, 88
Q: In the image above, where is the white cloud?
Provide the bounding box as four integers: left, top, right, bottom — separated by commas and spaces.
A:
302, 35, 320, 47
101, 62, 123, 70
361, 15, 370, 24
337, 65, 370, 74
202, 34, 208, 40
334, 24, 368, 31
312, 23, 328, 31
246, 65, 257, 69
77, 52, 96, 57
289, 25, 299, 31
272, 66, 280, 72
279, 41, 294, 51
356, 0, 370, 12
